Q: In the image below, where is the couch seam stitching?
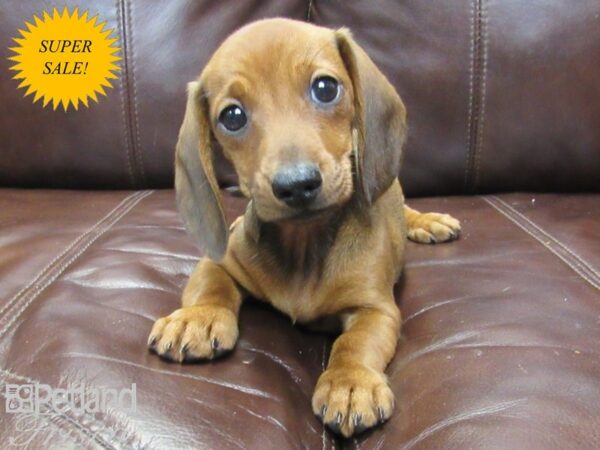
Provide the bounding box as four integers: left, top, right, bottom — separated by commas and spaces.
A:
484, 196, 599, 289
126, 0, 146, 185
0, 191, 154, 340
0, 368, 117, 449
482, 196, 599, 290
0, 191, 152, 338
464, 0, 476, 191
115, 0, 136, 188
321, 340, 326, 450
464, 0, 485, 193
491, 196, 600, 280
0, 192, 143, 319
473, 0, 488, 190
306, 0, 314, 21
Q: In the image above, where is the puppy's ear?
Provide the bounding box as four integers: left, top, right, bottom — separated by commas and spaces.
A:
175, 81, 228, 260
335, 28, 407, 205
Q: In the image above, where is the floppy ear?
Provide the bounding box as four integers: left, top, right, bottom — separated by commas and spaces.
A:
335, 28, 407, 205
175, 81, 228, 260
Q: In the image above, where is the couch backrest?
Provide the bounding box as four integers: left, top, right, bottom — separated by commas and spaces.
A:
1, 0, 599, 196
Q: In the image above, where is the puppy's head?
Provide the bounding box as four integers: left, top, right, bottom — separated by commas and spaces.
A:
176, 19, 406, 259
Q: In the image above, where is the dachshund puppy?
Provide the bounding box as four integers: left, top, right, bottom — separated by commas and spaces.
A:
148, 18, 461, 437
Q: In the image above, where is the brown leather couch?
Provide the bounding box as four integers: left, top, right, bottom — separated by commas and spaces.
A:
1, 1, 599, 449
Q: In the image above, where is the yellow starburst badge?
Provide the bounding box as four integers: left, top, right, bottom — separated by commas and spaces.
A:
8, 7, 121, 111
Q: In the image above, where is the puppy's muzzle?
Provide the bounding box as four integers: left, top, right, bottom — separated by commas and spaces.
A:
271, 163, 322, 208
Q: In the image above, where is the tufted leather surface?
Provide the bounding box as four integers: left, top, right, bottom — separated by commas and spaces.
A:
1, 1, 599, 195
0, 0, 307, 190
0, 189, 598, 449
312, 0, 600, 196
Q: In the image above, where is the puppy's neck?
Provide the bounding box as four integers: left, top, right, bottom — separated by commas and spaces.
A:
261, 207, 347, 277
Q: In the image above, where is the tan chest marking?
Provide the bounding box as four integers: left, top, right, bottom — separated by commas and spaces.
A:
269, 273, 322, 323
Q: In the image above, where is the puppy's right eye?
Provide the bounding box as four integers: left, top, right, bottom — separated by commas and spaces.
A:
311, 76, 341, 105
218, 105, 247, 133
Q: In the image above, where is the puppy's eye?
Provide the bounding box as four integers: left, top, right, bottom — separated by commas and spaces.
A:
311, 76, 340, 105
218, 105, 247, 132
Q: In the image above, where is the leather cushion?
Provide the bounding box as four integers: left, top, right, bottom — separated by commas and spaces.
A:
0, 189, 598, 448
2, 1, 599, 195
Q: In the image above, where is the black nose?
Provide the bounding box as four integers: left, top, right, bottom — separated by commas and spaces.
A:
272, 164, 322, 208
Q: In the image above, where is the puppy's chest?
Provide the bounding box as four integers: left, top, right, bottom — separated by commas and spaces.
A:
267, 273, 324, 323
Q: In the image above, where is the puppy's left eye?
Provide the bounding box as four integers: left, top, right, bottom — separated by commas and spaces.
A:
218, 105, 247, 133
311, 76, 341, 105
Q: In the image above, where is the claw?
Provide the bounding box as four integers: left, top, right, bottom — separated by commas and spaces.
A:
352, 413, 367, 434
326, 412, 343, 434
211, 338, 228, 358
319, 405, 327, 419
377, 407, 386, 423
180, 343, 189, 357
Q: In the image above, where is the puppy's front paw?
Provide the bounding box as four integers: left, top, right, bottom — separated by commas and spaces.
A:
312, 365, 394, 438
148, 305, 238, 363
408, 212, 461, 244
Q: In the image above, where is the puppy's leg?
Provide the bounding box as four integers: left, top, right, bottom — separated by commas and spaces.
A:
148, 258, 242, 362
404, 205, 461, 244
312, 305, 400, 437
